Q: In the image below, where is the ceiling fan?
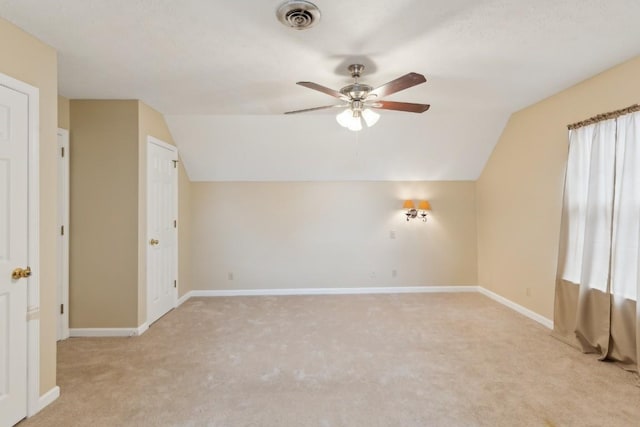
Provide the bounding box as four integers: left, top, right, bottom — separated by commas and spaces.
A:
285, 64, 430, 131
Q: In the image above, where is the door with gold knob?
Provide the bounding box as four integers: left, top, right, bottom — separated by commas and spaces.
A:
146, 137, 178, 326
0, 82, 30, 425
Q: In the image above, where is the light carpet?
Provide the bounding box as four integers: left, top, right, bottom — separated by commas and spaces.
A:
20, 293, 640, 426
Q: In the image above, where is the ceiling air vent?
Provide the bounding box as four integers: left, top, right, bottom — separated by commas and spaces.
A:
276, 0, 321, 30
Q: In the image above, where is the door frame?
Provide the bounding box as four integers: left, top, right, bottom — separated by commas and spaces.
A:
57, 128, 70, 340
0, 73, 40, 416
146, 136, 178, 325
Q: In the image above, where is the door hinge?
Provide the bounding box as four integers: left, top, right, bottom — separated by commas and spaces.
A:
60, 304, 64, 315
174, 280, 177, 288
172, 160, 178, 168
173, 219, 177, 228
61, 225, 64, 236
61, 147, 65, 157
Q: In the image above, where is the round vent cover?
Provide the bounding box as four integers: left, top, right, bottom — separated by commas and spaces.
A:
276, 0, 321, 30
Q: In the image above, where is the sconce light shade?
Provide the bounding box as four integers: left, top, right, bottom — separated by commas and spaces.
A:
403, 199, 431, 222
418, 200, 431, 211
402, 200, 416, 209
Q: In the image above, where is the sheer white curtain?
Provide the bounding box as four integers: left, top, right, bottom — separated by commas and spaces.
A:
562, 119, 616, 292
554, 110, 640, 373
611, 112, 640, 301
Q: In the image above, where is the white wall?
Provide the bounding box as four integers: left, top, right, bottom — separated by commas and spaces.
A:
167, 114, 508, 182
191, 181, 477, 290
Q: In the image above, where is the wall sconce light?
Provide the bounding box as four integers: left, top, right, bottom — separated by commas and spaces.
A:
403, 199, 431, 222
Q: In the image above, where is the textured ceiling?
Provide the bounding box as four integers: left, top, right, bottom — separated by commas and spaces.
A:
1, 0, 639, 180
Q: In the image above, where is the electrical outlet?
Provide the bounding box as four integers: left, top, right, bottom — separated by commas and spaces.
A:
526, 287, 531, 296
389, 230, 396, 239
392, 269, 397, 278
228, 272, 234, 281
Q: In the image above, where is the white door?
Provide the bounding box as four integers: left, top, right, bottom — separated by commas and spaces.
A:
56, 129, 69, 341
147, 137, 178, 325
0, 84, 29, 425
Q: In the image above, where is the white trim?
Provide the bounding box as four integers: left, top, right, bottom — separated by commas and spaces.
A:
136, 322, 149, 336
70, 327, 147, 338
188, 286, 478, 297
37, 386, 59, 412
26, 316, 40, 417
477, 287, 554, 329
177, 291, 192, 307
177, 286, 553, 329
147, 135, 177, 152
1, 72, 42, 418
56, 128, 70, 341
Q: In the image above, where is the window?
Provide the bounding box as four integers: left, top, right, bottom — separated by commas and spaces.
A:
561, 112, 640, 301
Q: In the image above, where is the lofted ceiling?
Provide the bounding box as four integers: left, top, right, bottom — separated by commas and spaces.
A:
1, 0, 639, 181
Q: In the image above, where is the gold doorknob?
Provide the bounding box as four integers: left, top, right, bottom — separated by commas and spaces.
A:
12, 266, 31, 280
149, 238, 159, 246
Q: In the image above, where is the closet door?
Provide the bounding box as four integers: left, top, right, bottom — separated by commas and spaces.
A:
146, 137, 178, 325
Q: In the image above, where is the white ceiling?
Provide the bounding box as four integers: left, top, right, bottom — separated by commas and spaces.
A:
1, 0, 639, 181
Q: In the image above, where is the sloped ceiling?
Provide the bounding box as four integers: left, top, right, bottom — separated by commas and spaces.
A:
1, 0, 639, 180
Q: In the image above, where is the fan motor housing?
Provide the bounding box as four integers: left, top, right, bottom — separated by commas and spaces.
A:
340, 83, 373, 100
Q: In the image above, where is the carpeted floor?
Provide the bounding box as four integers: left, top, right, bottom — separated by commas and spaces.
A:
20, 293, 640, 426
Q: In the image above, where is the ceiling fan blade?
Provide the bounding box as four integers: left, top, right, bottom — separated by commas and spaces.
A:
371, 101, 430, 113
284, 104, 346, 114
297, 82, 348, 100
368, 73, 426, 99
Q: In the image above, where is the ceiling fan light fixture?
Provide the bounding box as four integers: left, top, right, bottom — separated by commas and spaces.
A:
336, 108, 365, 131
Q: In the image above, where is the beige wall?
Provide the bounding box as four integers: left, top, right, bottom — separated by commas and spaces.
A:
69, 100, 140, 328
69, 100, 187, 328
477, 55, 640, 320
58, 95, 69, 129
191, 181, 477, 290
0, 17, 58, 395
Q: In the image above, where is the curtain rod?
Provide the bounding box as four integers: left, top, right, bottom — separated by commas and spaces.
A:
567, 104, 640, 130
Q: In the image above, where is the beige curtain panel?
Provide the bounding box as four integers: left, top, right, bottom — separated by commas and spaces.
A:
554, 110, 640, 374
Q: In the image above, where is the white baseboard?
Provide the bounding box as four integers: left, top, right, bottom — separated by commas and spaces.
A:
180, 285, 553, 329
68, 287, 552, 337
136, 322, 149, 336
477, 287, 554, 329
177, 291, 192, 307
36, 386, 59, 414
188, 285, 478, 298
70, 326, 146, 337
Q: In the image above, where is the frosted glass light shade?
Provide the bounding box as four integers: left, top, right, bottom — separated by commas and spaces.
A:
347, 116, 362, 131
336, 108, 352, 128
362, 108, 380, 127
